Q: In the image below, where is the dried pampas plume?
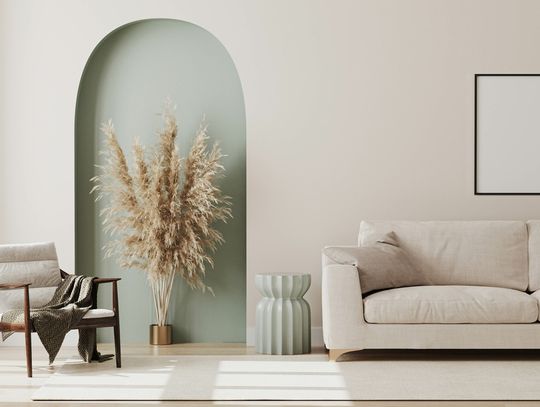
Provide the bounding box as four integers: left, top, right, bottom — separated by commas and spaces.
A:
90, 103, 232, 326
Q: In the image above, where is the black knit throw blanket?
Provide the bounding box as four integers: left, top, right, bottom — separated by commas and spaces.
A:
1, 275, 97, 364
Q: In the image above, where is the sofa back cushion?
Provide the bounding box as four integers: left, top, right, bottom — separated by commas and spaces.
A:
358, 221, 528, 291
0, 242, 61, 288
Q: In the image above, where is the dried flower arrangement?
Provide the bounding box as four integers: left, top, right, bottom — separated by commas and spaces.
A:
91, 105, 232, 326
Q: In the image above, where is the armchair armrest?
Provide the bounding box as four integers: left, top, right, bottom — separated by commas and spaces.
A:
91, 277, 121, 317
60, 269, 121, 285
59, 270, 120, 315
0, 283, 31, 333
0, 283, 31, 290
93, 277, 121, 285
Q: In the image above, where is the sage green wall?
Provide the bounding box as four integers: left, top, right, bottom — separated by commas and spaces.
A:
75, 19, 246, 343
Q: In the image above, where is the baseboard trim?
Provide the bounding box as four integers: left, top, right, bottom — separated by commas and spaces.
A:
0, 330, 78, 347
246, 326, 323, 348
2, 329, 322, 348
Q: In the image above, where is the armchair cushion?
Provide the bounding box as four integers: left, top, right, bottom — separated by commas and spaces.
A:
364, 285, 538, 324
83, 309, 114, 319
0, 286, 56, 315
0, 242, 61, 288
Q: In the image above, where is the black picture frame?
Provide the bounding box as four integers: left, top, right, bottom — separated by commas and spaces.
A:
475, 73, 540, 195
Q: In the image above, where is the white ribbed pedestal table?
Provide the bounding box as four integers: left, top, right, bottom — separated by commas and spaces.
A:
255, 273, 311, 354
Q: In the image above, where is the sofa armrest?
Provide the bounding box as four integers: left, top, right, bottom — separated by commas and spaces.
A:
322, 263, 366, 349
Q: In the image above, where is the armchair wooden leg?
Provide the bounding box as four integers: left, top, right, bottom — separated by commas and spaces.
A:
113, 323, 121, 368
23, 286, 32, 377
25, 328, 32, 377
112, 280, 121, 368
328, 348, 356, 362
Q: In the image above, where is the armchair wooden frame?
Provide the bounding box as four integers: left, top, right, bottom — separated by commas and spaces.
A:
0, 269, 121, 377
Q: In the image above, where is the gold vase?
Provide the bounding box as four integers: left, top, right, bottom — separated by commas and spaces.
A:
149, 324, 172, 345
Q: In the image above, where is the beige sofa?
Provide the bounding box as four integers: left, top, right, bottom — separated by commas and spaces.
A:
322, 220, 540, 361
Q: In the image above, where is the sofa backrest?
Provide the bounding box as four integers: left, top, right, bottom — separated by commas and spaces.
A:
0, 242, 61, 288
526, 221, 540, 292
358, 221, 528, 291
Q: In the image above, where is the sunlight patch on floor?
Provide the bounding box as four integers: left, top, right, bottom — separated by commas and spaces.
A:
212, 360, 353, 403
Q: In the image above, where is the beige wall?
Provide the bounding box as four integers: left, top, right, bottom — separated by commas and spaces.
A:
2, 0, 540, 344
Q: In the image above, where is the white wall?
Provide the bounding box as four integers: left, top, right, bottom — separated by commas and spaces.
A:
3, 0, 540, 344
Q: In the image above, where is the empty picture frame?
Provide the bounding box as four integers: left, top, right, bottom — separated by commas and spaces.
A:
475, 74, 540, 195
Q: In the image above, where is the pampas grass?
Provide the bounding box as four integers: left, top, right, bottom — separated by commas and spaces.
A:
91, 104, 232, 326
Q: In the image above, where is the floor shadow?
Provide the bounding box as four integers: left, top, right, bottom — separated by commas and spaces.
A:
338, 348, 540, 362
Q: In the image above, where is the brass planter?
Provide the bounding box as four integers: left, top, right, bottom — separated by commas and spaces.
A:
150, 324, 172, 345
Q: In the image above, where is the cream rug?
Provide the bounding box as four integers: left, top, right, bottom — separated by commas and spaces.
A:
33, 353, 540, 401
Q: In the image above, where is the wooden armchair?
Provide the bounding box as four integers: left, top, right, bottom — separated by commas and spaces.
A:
0, 242, 121, 377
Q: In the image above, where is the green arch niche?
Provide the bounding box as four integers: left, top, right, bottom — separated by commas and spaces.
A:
75, 19, 246, 343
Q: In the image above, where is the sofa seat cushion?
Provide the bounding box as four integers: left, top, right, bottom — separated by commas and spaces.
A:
530, 290, 540, 321
0, 286, 56, 314
363, 285, 538, 324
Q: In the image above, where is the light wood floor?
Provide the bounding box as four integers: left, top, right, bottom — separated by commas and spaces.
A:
2, 343, 540, 406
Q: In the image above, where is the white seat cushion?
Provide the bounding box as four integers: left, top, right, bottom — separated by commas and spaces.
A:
364, 285, 538, 324
83, 309, 115, 319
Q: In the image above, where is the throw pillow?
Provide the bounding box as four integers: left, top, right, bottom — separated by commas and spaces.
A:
323, 232, 423, 294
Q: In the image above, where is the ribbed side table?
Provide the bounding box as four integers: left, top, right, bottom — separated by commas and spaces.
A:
255, 273, 311, 355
